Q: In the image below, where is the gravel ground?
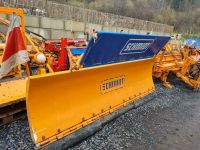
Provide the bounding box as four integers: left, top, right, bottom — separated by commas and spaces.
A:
0, 76, 200, 150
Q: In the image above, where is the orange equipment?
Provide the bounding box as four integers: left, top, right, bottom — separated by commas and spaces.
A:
0, 7, 30, 125
153, 37, 200, 89
26, 32, 170, 149
0, 7, 88, 125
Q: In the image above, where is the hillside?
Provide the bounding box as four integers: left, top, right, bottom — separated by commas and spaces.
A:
50, 0, 200, 34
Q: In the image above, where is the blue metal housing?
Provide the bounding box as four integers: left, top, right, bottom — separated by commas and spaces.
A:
80, 32, 171, 68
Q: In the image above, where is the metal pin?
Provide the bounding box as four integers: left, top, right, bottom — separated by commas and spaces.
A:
42, 136, 46, 140
57, 129, 61, 133
92, 113, 95, 117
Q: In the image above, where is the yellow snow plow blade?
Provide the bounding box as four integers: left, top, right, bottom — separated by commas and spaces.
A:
26, 58, 155, 148
26, 32, 170, 149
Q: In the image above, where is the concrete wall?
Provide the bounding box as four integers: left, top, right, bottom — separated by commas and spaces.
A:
23, 15, 171, 40
1, 0, 174, 40
24, 15, 86, 39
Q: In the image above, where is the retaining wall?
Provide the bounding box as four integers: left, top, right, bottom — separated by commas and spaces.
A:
0, 0, 174, 39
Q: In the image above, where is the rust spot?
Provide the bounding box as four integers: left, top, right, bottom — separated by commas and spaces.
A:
82, 118, 85, 122
57, 129, 61, 133
42, 136, 46, 141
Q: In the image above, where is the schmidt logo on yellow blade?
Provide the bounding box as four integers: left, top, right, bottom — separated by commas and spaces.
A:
100, 76, 125, 94
120, 39, 154, 55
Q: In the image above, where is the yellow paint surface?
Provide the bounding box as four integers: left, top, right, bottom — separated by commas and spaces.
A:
0, 78, 27, 107
26, 58, 155, 147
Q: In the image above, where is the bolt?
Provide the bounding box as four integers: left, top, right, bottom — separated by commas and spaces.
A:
42, 136, 46, 140
82, 118, 85, 122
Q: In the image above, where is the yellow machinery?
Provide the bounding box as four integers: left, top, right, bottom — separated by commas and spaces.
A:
0, 7, 87, 125
0, 7, 52, 125
26, 32, 170, 149
0, 7, 171, 149
1, 6, 198, 150
0, 7, 29, 125
27, 59, 154, 148
153, 37, 200, 89
0, 7, 56, 125
0, 12, 27, 123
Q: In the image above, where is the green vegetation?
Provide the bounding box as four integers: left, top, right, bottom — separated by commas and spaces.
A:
52, 0, 200, 34
182, 34, 200, 40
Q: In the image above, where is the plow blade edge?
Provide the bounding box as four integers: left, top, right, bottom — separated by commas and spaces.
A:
26, 58, 155, 149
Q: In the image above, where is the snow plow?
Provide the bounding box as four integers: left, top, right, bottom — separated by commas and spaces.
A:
0, 6, 172, 149
26, 32, 170, 149
153, 36, 200, 90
